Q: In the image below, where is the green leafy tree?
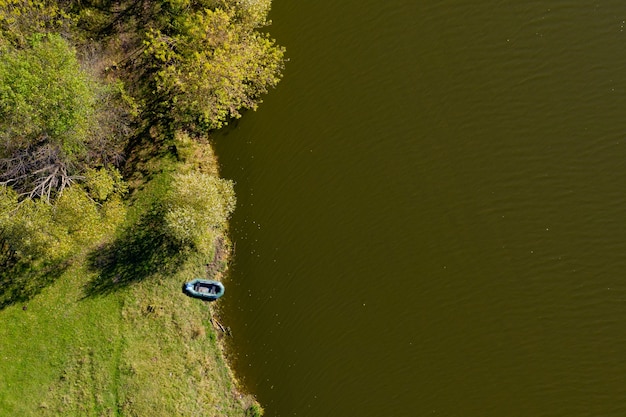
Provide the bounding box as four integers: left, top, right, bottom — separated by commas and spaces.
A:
0, 185, 68, 306
0, 33, 95, 199
0, 180, 127, 306
83, 167, 128, 202
0, 33, 130, 200
0, 33, 94, 154
0, 172, 127, 270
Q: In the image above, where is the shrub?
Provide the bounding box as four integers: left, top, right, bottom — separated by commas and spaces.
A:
245, 402, 264, 417
163, 172, 235, 256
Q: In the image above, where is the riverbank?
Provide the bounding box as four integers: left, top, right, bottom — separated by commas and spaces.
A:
0, 0, 282, 413
0, 138, 262, 416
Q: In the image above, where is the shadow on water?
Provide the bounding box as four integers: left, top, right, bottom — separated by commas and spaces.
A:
0, 260, 69, 310
84, 205, 187, 297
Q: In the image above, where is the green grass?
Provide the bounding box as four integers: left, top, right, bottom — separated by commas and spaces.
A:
0, 253, 254, 416
0, 262, 123, 415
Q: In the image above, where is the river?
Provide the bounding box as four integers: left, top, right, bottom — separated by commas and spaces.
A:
214, 1, 626, 416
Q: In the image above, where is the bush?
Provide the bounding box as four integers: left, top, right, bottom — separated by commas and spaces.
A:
0, 186, 69, 264
246, 402, 264, 417
163, 172, 235, 256
0, 182, 127, 306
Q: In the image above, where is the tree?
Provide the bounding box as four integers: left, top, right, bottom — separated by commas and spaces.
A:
0, 33, 94, 153
142, 2, 285, 132
0, 33, 130, 200
0, 179, 127, 307
0, 33, 95, 199
0, 0, 72, 46
0, 168, 127, 271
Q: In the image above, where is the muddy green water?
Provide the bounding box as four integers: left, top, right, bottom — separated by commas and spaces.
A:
214, 1, 626, 416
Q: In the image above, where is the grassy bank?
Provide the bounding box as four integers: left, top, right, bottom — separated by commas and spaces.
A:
0, 141, 261, 416
0, 254, 256, 416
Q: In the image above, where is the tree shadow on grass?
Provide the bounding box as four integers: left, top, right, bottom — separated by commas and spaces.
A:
0, 260, 69, 310
84, 206, 187, 297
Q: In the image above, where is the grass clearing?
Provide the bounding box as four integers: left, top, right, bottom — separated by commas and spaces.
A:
0, 263, 123, 415
0, 251, 252, 416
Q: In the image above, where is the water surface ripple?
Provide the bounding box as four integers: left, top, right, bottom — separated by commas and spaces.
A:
215, 1, 626, 415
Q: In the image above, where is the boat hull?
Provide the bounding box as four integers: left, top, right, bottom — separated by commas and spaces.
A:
183, 279, 225, 301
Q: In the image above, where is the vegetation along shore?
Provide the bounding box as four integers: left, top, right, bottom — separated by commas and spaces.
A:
0, 0, 284, 415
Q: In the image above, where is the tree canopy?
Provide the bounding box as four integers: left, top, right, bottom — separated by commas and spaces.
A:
0, 33, 94, 153
0, 33, 129, 200
140, 0, 285, 132
0, 0, 283, 311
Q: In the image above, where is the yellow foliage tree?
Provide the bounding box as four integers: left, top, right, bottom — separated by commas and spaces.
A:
143, 2, 284, 132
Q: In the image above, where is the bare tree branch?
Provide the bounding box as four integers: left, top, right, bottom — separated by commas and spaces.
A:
0, 144, 81, 202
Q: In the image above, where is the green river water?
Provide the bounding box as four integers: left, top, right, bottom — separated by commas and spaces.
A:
214, 1, 626, 416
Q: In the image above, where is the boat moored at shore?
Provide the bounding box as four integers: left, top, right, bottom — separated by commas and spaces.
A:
183, 279, 225, 301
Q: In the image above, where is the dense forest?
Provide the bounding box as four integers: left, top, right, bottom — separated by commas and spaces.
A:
0, 0, 285, 306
